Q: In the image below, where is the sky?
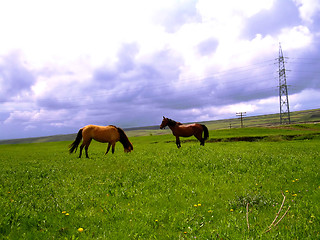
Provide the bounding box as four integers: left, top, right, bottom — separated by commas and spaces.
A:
1, 0, 320, 140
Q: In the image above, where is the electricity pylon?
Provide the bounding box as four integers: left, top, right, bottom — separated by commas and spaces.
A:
278, 43, 291, 125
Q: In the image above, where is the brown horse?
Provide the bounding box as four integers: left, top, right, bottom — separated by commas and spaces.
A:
160, 116, 209, 148
69, 125, 133, 158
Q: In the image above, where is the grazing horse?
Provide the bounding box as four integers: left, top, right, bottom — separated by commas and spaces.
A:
160, 116, 209, 148
69, 125, 133, 158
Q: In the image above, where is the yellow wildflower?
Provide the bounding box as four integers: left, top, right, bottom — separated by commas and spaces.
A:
78, 228, 84, 232
62, 211, 66, 214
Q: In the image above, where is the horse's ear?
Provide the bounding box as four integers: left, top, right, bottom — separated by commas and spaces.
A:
163, 116, 165, 119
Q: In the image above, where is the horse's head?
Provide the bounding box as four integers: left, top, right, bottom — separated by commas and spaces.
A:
117, 127, 133, 153
160, 116, 169, 129
124, 144, 133, 153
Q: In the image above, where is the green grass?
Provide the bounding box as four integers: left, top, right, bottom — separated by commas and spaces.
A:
0, 125, 320, 239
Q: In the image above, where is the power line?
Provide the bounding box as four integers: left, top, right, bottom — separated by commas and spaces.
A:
0, 62, 277, 108
0, 56, 318, 124
236, 112, 246, 128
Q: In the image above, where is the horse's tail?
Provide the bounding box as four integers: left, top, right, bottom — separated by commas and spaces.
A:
201, 124, 209, 140
117, 127, 133, 152
69, 129, 83, 154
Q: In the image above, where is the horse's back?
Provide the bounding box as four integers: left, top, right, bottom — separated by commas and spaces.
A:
82, 125, 119, 143
179, 123, 201, 130
173, 123, 199, 137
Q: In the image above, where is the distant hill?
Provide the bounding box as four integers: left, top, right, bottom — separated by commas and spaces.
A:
1, 108, 320, 145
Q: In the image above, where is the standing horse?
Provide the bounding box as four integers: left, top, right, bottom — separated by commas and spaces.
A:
160, 116, 209, 148
69, 125, 133, 158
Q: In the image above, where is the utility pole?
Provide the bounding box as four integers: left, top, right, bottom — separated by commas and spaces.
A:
278, 43, 291, 124
236, 112, 246, 128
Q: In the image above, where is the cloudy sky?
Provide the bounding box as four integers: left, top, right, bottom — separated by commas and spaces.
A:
1, 0, 320, 140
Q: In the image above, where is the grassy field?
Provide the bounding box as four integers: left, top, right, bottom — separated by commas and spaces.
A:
0, 124, 319, 239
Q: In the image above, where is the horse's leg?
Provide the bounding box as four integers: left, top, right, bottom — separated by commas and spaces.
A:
175, 136, 181, 148
85, 139, 92, 158
200, 137, 205, 146
79, 144, 84, 158
105, 143, 111, 155
200, 129, 205, 146
111, 142, 116, 154
85, 146, 89, 158
195, 132, 205, 146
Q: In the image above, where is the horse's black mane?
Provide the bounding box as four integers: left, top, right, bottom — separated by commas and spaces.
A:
117, 127, 133, 150
167, 118, 178, 127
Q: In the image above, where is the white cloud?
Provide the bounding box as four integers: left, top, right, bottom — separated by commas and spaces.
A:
294, 0, 320, 23
290, 89, 320, 110
278, 25, 313, 50
0, 0, 163, 68
197, 0, 274, 21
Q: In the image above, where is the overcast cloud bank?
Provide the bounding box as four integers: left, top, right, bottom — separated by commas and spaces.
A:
0, 0, 320, 139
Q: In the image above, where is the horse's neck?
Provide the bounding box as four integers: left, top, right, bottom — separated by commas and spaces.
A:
168, 125, 175, 130
168, 122, 182, 133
